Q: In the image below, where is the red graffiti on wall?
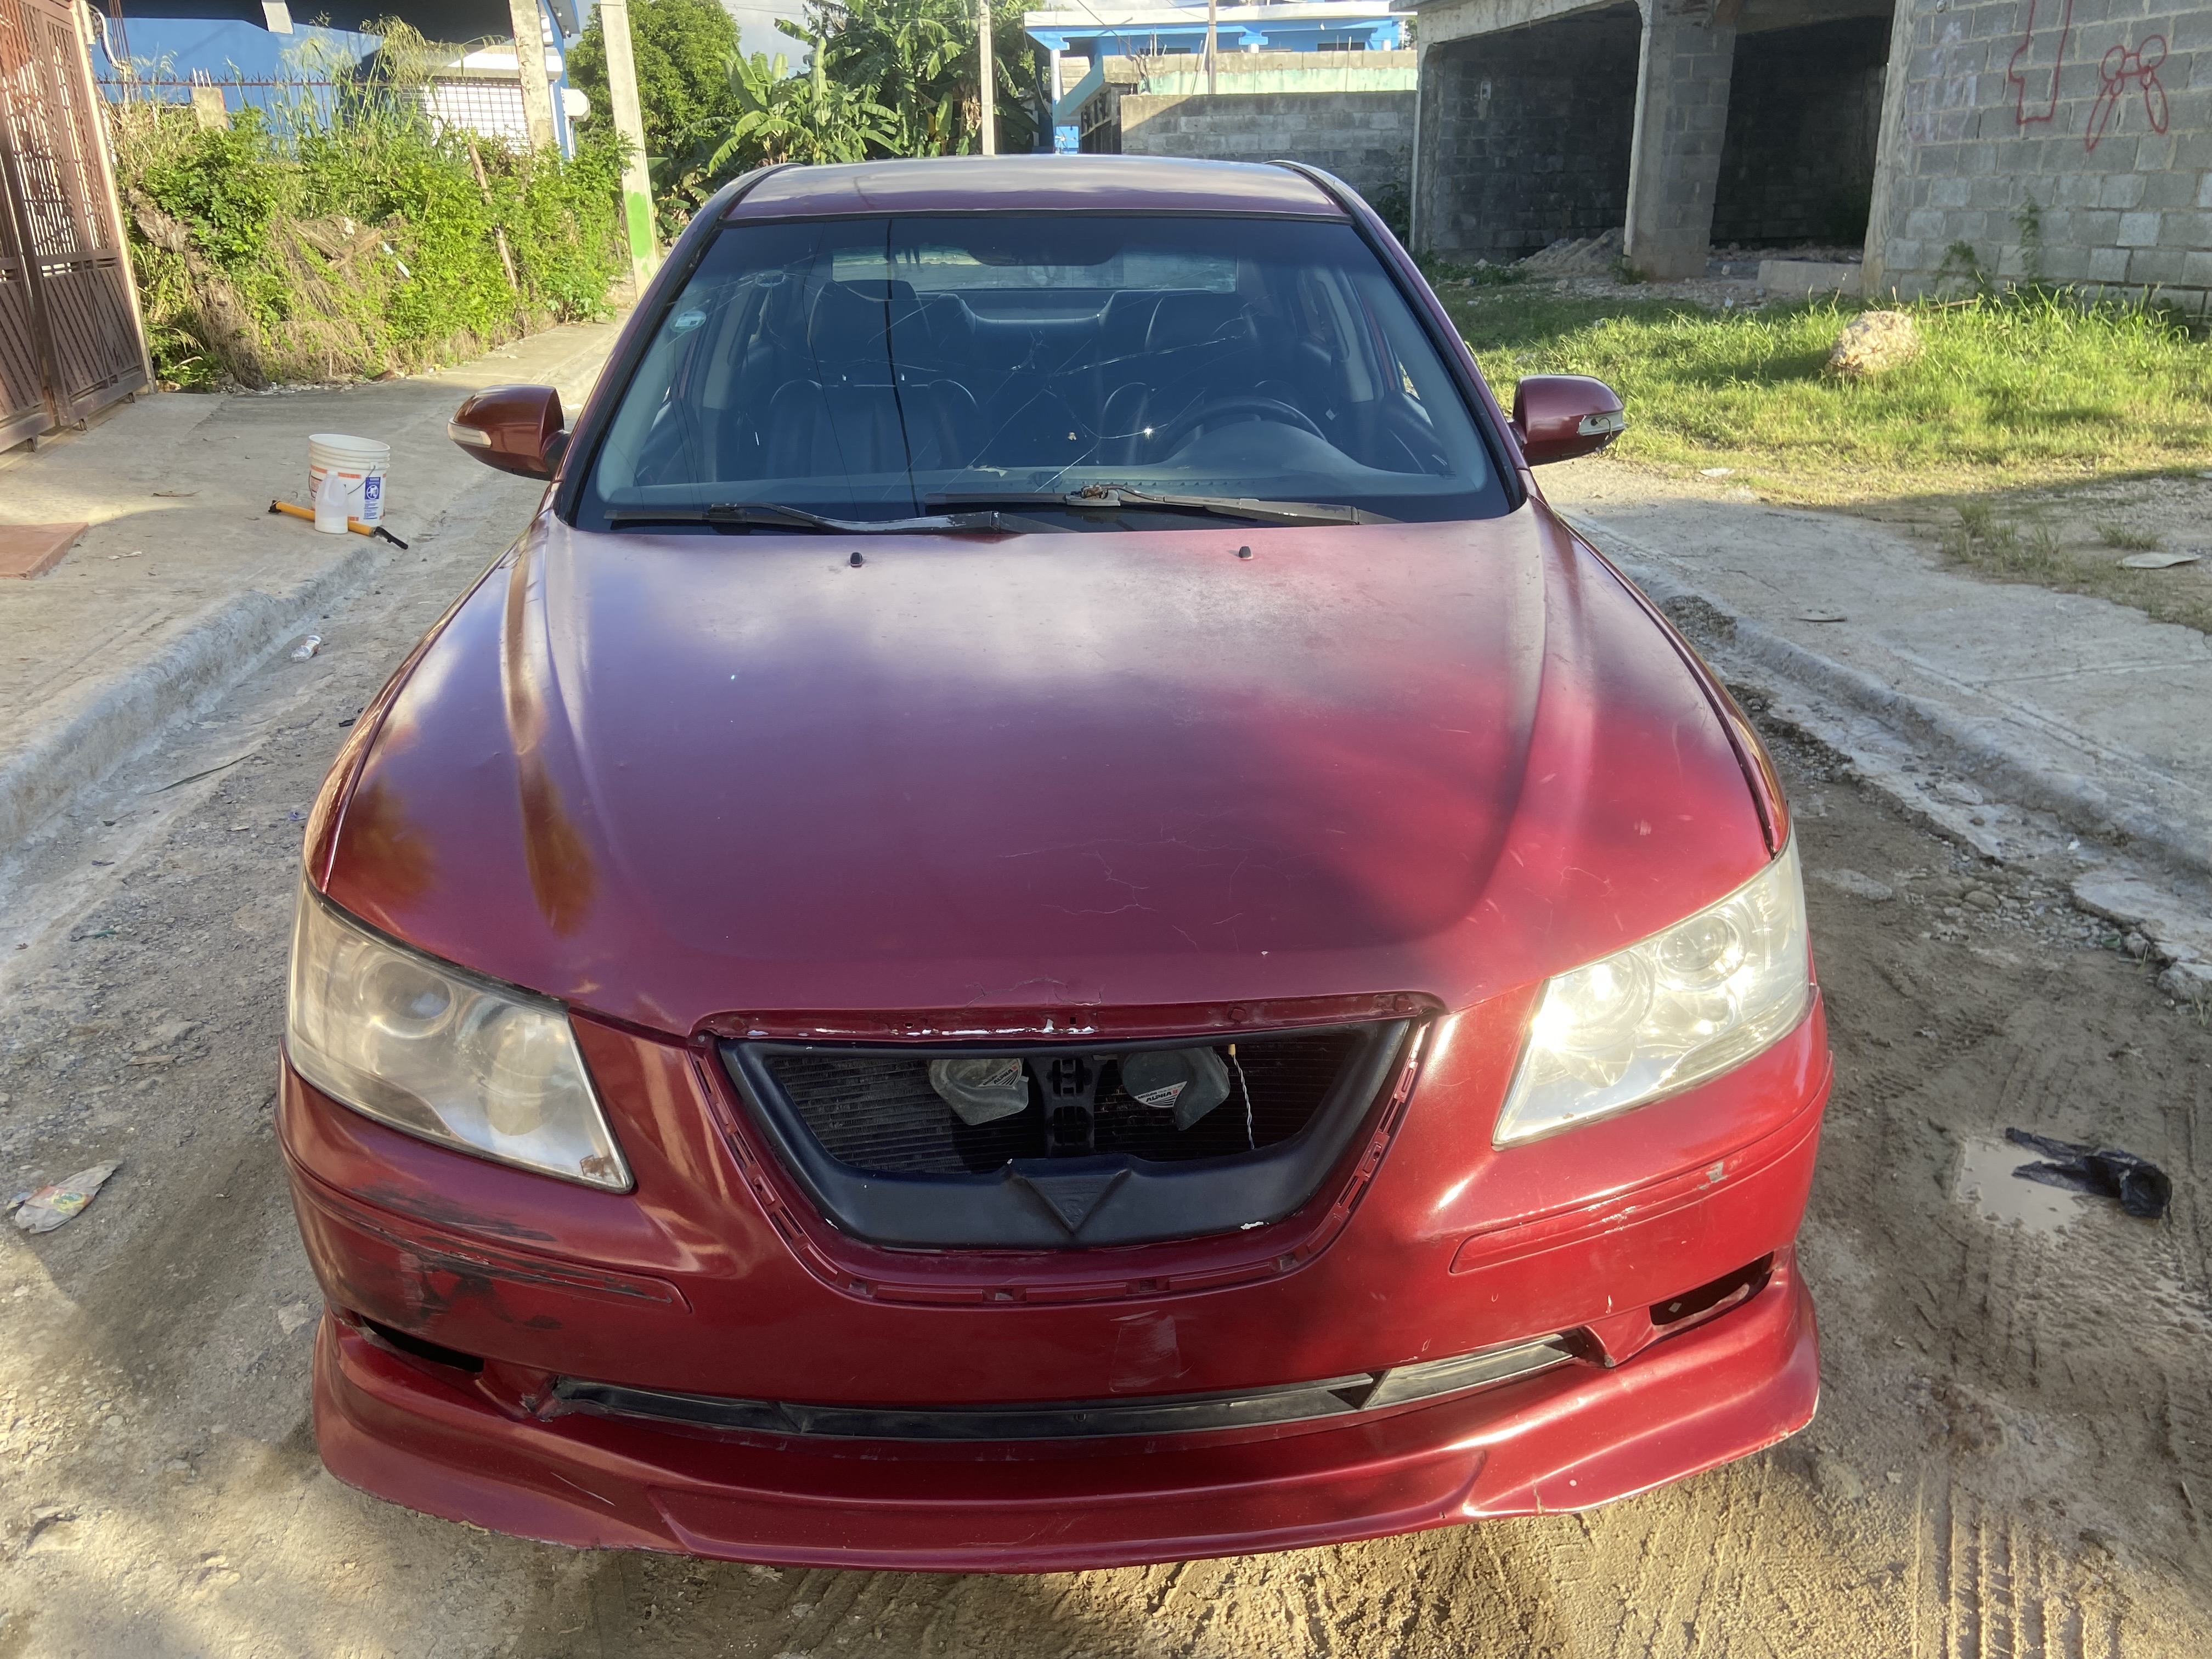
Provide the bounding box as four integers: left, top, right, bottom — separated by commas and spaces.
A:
2007, 3, 2172, 153
2007, 0, 2073, 126
2085, 35, 2168, 153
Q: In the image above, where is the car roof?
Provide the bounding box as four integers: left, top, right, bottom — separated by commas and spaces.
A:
722, 155, 1347, 222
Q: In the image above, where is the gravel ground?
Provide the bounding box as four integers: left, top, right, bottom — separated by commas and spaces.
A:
1, 521, 2207, 1656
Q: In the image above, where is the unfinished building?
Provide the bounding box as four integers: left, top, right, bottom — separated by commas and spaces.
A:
1407, 0, 2212, 308
1410, 0, 1897, 275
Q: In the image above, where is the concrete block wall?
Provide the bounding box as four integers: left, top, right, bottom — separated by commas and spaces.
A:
1866, 0, 2212, 301
1118, 91, 1417, 205
1415, 4, 1645, 261
1623, 1, 1740, 276
1712, 16, 1891, 247
1135, 49, 1418, 96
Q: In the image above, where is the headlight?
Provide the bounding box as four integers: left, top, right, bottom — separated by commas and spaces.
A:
286, 886, 631, 1189
1494, 840, 1810, 1145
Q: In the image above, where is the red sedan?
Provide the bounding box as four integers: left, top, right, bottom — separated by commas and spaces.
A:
282, 156, 1827, 1570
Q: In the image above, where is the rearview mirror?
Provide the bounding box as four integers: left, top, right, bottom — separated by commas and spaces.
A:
1511, 375, 1627, 466
448, 384, 567, 479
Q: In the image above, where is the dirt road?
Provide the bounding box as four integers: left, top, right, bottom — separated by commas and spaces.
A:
2, 518, 2207, 1655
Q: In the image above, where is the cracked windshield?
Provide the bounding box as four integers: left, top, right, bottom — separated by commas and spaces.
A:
579, 213, 1510, 530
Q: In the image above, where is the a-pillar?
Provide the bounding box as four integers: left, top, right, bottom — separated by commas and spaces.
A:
1623, 0, 1737, 279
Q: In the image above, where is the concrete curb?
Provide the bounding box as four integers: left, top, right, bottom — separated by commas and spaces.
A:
0, 532, 399, 851
1561, 511, 2208, 883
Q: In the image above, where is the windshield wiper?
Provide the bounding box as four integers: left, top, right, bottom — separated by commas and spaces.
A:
606, 503, 1057, 534
926, 486, 1396, 527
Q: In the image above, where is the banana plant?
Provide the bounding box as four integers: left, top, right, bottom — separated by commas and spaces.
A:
695, 48, 896, 172
686, 0, 1037, 191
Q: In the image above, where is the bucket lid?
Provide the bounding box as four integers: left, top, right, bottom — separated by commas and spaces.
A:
308, 432, 391, 457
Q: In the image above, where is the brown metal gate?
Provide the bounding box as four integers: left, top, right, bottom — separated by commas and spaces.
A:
0, 0, 147, 452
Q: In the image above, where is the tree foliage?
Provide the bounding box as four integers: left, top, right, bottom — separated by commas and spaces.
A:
612, 0, 1043, 228
791, 0, 1038, 161
697, 51, 896, 172
569, 0, 741, 223
806, 0, 966, 157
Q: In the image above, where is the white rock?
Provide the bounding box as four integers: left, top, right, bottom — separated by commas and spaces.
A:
2156, 961, 2211, 1003
1826, 310, 1923, 378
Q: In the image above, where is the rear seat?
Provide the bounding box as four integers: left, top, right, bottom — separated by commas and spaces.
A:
742, 281, 1287, 478
763, 283, 907, 478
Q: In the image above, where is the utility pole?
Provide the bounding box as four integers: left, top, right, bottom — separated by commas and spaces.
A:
505, 0, 559, 152
596, 0, 660, 292
1205, 0, 1217, 95
977, 0, 996, 156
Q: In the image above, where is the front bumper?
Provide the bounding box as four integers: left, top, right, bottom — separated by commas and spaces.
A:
282, 992, 1830, 1568
312, 1254, 1815, 1571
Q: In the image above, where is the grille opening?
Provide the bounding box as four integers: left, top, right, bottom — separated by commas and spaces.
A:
765, 1029, 1368, 1177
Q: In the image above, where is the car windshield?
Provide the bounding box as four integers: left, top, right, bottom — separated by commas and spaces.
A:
575, 213, 1510, 531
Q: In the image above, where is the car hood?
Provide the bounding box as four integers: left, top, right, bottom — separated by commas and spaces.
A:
316, 507, 1770, 1036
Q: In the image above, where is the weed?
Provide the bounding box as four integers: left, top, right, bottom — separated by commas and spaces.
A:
2095, 522, 2162, 551
110, 48, 627, 390
1942, 504, 2064, 580
1368, 181, 1410, 246
1937, 240, 1988, 296
2016, 198, 2045, 289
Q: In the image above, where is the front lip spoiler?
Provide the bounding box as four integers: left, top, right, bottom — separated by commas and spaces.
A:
547, 1331, 1576, 1442
308, 1258, 1819, 1570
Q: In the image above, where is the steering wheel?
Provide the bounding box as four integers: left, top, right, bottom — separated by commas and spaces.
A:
1152, 395, 1326, 454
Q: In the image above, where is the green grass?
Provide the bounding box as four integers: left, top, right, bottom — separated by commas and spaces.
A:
1944, 502, 2064, 580
1443, 287, 2212, 502
2094, 521, 2162, 551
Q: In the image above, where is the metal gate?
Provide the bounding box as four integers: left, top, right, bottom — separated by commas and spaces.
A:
0, 0, 147, 452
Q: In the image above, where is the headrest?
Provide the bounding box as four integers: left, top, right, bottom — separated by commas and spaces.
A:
808, 282, 894, 361
752, 274, 810, 343
834, 279, 918, 306
1146, 291, 1249, 356
889, 291, 976, 354
1097, 290, 1164, 357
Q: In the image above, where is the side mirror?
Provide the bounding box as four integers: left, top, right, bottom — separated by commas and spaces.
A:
1511, 375, 1627, 466
448, 384, 567, 479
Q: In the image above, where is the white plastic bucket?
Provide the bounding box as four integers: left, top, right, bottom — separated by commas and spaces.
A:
307, 433, 391, 531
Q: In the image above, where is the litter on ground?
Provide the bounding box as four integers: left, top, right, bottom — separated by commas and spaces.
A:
10, 1163, 121, 1233
2005, 1127, 2170, 1220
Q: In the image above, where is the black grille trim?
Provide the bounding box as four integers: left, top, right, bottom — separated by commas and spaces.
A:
721, 1020, 1413, 1250
763, 1029, 1366, 1173
550, 1332, 1574, 1442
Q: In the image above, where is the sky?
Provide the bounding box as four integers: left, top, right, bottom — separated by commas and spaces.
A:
569, 0, 810, 63
718, 0, 812, 61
